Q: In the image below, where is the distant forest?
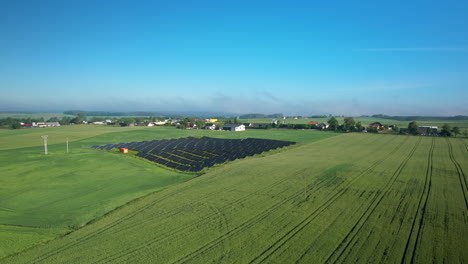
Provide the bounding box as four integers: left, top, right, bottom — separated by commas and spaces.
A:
63, 111, 164, 117
371, 114, 468, 121
239, 113, 283, 119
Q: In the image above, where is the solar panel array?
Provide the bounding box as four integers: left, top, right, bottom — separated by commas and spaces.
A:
91, 137, 295, 172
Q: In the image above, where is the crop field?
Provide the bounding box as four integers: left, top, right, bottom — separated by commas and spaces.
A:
0, 126, 335, 259
2, 132, 467, 263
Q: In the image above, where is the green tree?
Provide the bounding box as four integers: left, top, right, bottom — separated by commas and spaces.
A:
328, 117, 338, 131
343, 117, 355, 132
408, 121, 419, 135
119, 118, 135, 127
135, 117, 145, 124
462, 130, 468, 138
355, 121, 363, 131
440, 124, 452, 136
10, 122, 22, 129
451, 126, 460, 137
78, 112, 87, 121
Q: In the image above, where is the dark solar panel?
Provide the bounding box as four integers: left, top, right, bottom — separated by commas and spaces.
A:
91, 136, 295, 172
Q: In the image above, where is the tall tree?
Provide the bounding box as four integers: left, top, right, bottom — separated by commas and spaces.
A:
408, 121, 419, 135
328, 117, 338, 131
343, 117, 355, 131
355, 121, 363, 131
451, 126, 460, 137
440, 124, 452, 136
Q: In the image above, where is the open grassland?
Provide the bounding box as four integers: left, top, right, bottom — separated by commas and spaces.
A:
3, 133, 467, 263
0, 126, 336, 259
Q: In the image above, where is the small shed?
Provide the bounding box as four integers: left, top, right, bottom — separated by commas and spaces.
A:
120, 148, 128, 154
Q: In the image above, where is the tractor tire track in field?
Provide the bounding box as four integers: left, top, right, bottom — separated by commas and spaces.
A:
96, 175, 315, 264
28, 135, 385, 264
244, 136, 408, 264
98, 171, 333, 264
98, 136, 395, 264
400, 137, 434, 264
322, 137, 421, 264
447, 139, 468, 210
30, 176, 291, 264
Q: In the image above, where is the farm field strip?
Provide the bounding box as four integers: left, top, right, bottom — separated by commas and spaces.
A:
4, 134, 467, 263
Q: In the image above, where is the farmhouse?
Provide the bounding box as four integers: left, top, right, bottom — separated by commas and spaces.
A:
369, 122, 384, 130
33, 122, 61, 128
318, 122, 329, 129
308, 121, 319, 126
205, 123, 216, 130
221, 124, 245, 131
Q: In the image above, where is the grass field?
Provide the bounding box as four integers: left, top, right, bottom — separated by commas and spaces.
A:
2, 130, 467, 263
0, 126, 336, 259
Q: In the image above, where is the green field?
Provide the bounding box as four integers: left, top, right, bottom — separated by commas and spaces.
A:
0, 126, 336, 259
2, 126, 467, 263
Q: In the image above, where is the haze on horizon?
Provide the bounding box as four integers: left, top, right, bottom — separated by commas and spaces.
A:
1, 0, 467, 116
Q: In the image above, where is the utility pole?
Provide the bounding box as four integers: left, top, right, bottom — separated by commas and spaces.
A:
42, 135, 48, 155
66, 137, 69, 153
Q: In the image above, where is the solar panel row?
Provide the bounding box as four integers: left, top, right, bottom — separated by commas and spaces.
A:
92, 137, 295, 172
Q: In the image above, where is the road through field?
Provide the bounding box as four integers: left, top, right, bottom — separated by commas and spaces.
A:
3, 134, 467, 263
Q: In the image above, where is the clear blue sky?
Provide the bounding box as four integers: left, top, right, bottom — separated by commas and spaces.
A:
1, 0, 467, 116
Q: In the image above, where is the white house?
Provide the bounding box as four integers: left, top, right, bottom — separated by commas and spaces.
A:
205, 123, 216, 130
221, 124, 245, 132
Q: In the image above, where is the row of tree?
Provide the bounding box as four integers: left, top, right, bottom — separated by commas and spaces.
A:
325, 117, 367, 132
407, 122, 464, 137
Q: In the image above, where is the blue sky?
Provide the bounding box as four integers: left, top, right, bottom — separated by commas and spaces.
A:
1, 0, 467, 116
